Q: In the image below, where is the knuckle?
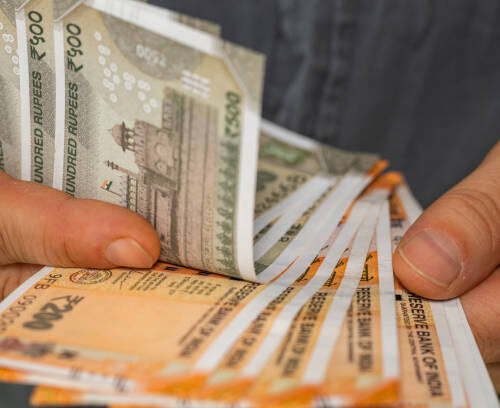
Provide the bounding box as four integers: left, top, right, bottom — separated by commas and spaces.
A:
0, 229, 10, 264
51, 195, 79, 266
0, 217, 24, 265
447, 187, 500, 255
41, 219, 77, 267
0, 272, 12, 301
0, 264, 40, 301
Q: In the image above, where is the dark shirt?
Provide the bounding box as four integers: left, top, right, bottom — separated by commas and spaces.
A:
151, 0, 500, 207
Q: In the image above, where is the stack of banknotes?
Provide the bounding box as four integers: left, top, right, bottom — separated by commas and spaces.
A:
0, 1, 498, 407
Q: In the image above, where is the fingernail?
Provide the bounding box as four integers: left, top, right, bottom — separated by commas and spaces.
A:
398, 230, 462, 288
105, 238, 154, 268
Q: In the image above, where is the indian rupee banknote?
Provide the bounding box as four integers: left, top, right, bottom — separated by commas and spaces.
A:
17, 0, 56, 184
52, 0, 265, 280
192, 194, 395, 407
0, 2, 22, 178
52, 0, 381, 283
2, 188, 497, 408
0, 178, 394, 405
253, 120, 383, 281
0, 197, 365, 395
255, 119, 379, 228
0, 176, 391, 389
0, 263, 266, 393
234, 176, 401, 408
17, 0, 221, 187
1, 186, 498, 407
131, 180, 395, 400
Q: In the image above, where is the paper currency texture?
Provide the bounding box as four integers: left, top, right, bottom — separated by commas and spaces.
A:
53, 0, 265, 279
0, 2, 22, 178
17, 0, 56, 185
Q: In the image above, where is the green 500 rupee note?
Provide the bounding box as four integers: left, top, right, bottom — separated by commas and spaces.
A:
253, 121, 381, 279
53, 0, 264, 280
18, 0, 220, 187
255, 120, 379, 224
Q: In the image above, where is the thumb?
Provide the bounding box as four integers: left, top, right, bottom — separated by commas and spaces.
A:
0, 172, 161, 268
393, 140, 500, 299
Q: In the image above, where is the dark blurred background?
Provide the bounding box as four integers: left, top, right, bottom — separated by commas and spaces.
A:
2, 0, 500, 406
151, 0, 500, 208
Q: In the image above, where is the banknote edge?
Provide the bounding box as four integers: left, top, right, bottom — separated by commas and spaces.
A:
16, 7, 31, 181
52, 20, 65, 190
0, 266, 52, 314
376, 199, 400, 381
300, 191, 387, 384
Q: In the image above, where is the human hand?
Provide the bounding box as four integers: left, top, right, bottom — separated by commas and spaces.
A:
0, 171, 161, 300
393, 140, 500, 365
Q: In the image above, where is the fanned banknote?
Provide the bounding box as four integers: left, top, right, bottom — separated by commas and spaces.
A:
17, 0, 221, 187
1, 182, 497, 407
0, 183, 494, 408
0, 188, 498, 406
0, 2, 22, 178
52, 0, 266, 280
0, 180, 396, 399
49, 0, 382, 282
0, 0, 497, 406
0, 178, 393, 400
253, 121, 381, 279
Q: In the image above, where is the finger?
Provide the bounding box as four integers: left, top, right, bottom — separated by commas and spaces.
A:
393, 141, 500, 299
0, 263, 41, 301
0, 172, 161, 268
461, 267, 500, 364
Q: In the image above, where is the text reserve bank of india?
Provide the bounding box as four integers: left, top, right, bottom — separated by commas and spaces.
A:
0, 184, 497, 407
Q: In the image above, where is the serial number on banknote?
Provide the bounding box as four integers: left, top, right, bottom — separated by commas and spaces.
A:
136, 44, 166, 67
0, 295, 37, 333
